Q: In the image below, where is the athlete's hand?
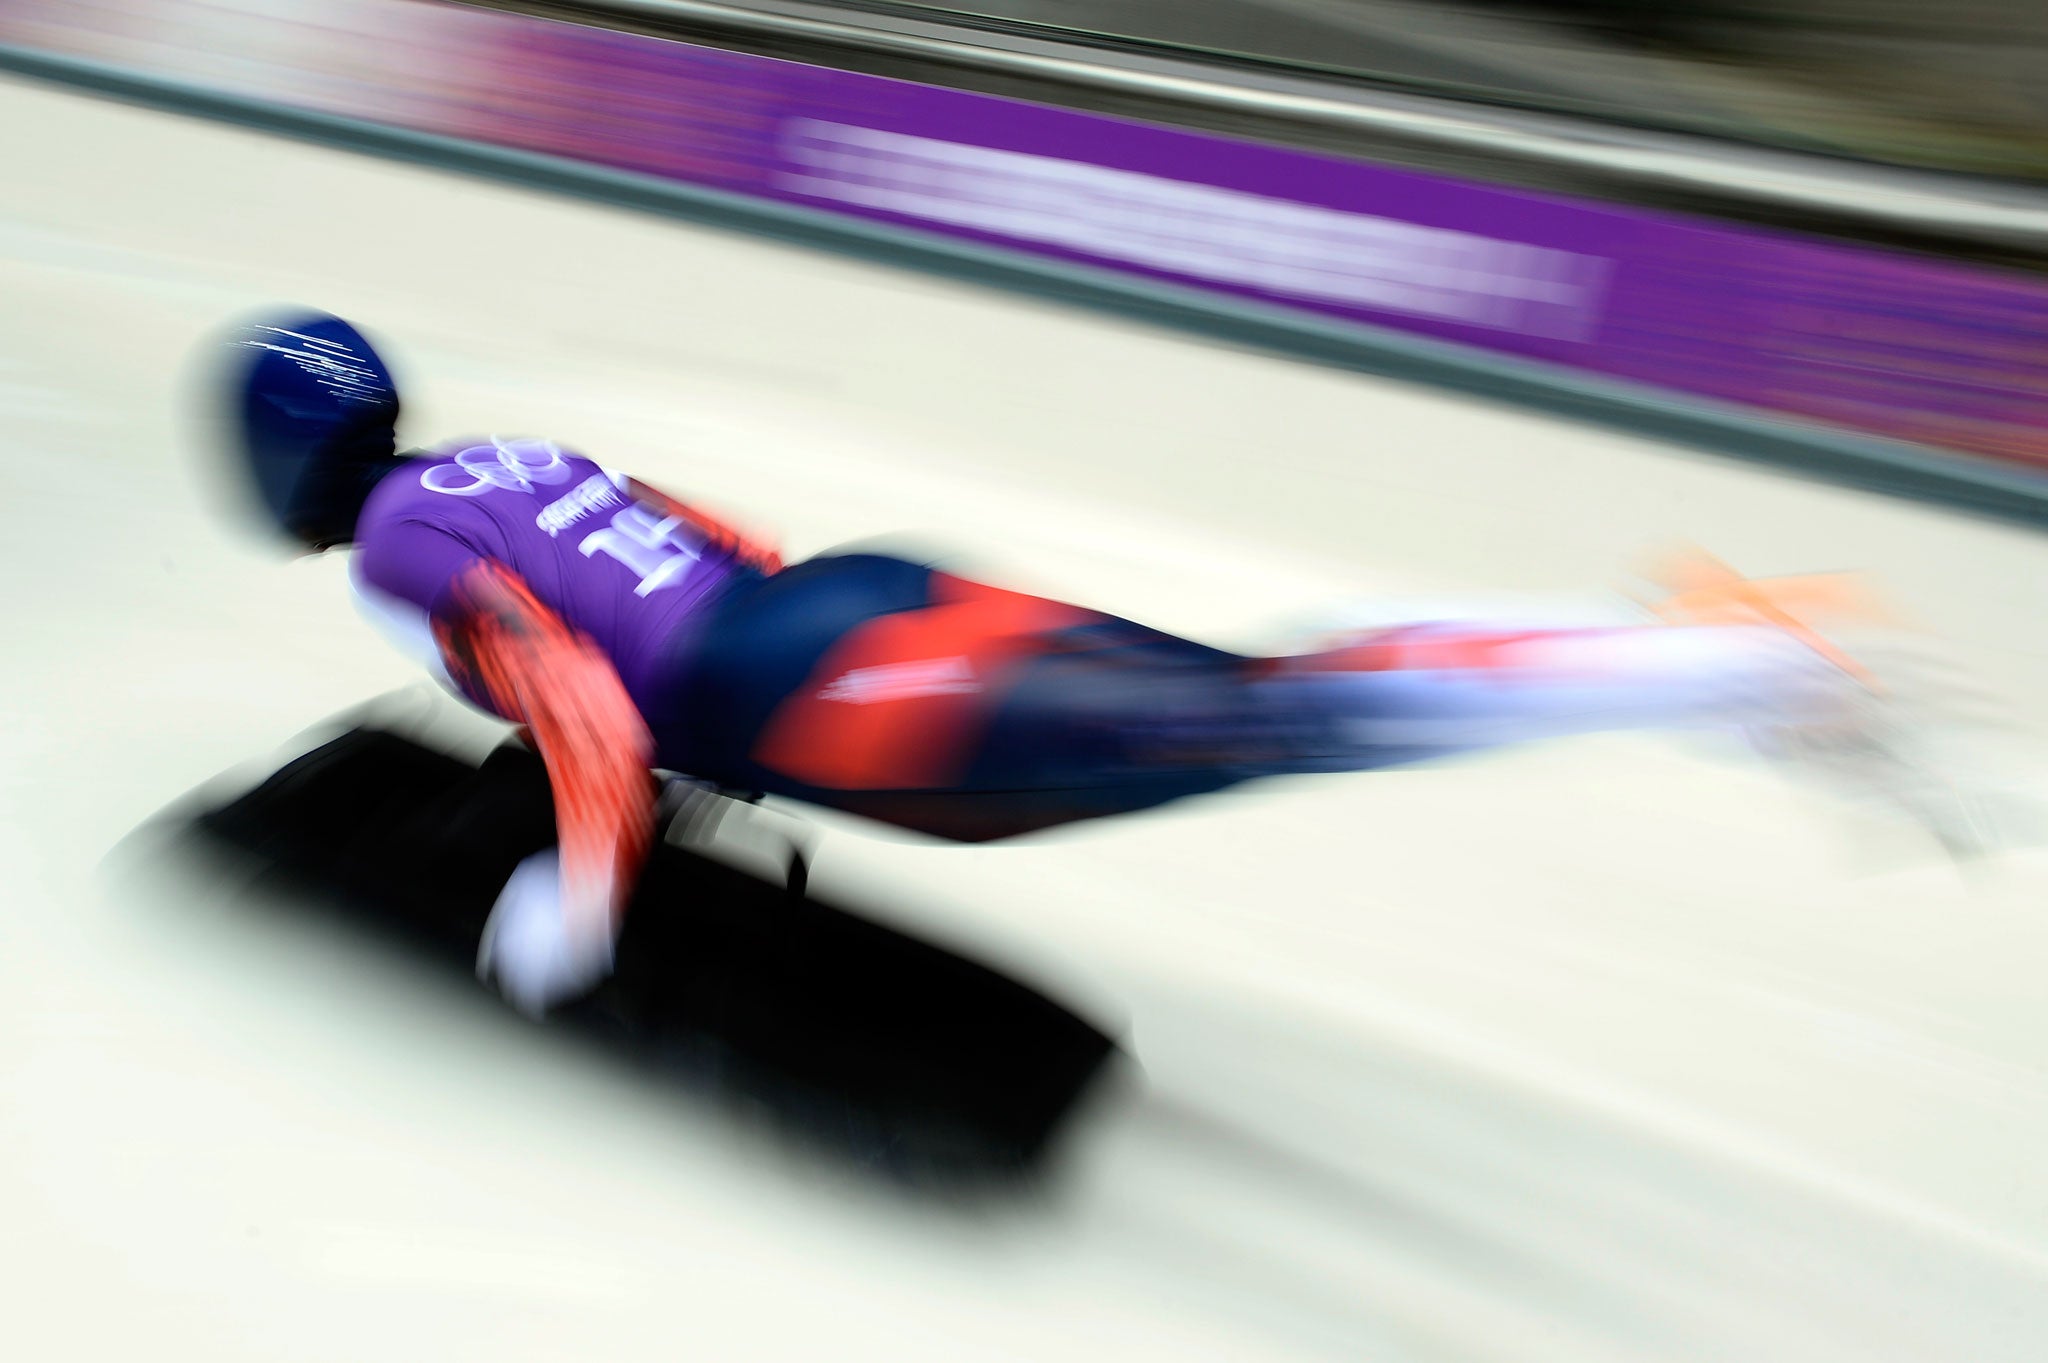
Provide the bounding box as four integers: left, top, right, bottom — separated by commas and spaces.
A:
476, 850, 617, 1017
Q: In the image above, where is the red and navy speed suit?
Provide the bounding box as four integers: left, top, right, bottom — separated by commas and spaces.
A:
351, 438, 1326, 903
353, 436, 1853, 927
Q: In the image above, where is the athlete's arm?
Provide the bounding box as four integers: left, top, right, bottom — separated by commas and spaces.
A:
437, 559, 656, 960
617, 475, 783, 575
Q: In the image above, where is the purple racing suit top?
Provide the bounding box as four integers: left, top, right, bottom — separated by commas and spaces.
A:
350, 438, 749, 719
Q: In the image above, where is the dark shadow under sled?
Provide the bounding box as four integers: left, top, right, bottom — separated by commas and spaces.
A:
190, 727, 1123, 1186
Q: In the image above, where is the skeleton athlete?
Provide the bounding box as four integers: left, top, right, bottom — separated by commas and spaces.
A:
226, 311, 1902, 1016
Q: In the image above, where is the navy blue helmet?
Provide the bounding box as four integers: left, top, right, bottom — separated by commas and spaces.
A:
227, 311, 402, 547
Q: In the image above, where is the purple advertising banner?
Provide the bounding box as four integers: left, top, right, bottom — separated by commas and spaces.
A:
5, 0, 2047, 469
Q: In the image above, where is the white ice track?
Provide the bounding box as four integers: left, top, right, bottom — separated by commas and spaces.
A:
10, 73, 2048, 1363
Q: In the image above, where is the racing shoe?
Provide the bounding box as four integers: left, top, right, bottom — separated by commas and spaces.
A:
1635, 544, 1890, 684
1640, 547, 2011, 861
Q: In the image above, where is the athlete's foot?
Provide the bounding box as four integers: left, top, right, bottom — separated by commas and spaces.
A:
1635, 544, 1890, 684
1640, 546, 2016, 861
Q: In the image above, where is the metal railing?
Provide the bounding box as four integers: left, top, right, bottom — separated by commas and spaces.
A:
475, 0, 2048, 267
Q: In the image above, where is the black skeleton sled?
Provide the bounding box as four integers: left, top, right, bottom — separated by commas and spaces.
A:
189, 726, 1122, 1184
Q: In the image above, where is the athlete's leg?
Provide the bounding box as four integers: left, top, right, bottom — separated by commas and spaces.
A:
1249, 619, 1859, 774
665, 554, 1260, 838
665, 558, 1870, 841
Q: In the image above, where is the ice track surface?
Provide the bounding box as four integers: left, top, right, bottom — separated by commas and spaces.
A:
9, 74, 2048, 1363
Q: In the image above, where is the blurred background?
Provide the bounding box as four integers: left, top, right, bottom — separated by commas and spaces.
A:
880, 0, 2048, 180
5, 3, 2048, 1361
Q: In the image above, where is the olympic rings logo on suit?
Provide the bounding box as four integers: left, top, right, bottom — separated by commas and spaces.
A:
420, 438, 577, 497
